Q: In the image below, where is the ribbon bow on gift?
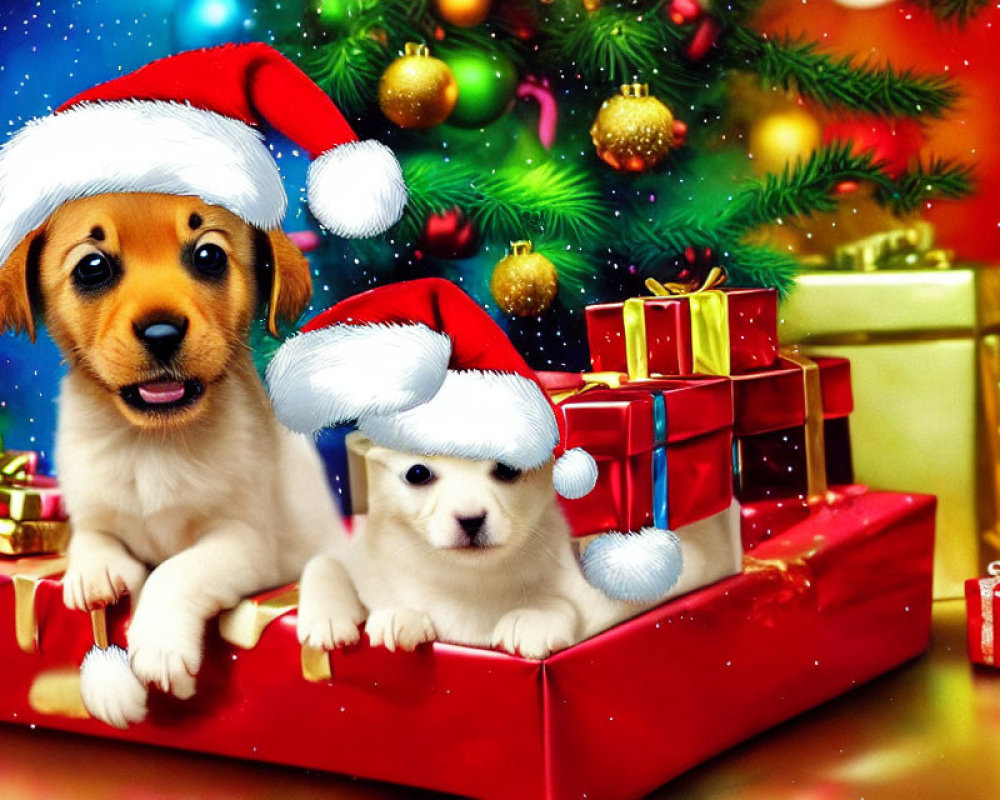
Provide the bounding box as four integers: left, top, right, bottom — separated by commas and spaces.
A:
623, 267, 731, 380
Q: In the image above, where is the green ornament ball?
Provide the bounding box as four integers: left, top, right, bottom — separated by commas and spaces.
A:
315, 0, 352, 29
441, 49, 518, 128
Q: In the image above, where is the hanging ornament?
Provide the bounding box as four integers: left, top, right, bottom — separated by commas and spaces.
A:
173, 0, 253, 50
684, 16, 721, 62
823, 117, 924, 179
315, 0, 351, 29
419, 207, 478, 259
666, 0, 704, 25
590, 84, 680, 172
495, 0, 538, 39
378, 43, 458, 129
490, 241, 558, 316
433, 0, 491, 27
517, 79, 559, 148
441, 48, 519, 128
747, 106, 822, 175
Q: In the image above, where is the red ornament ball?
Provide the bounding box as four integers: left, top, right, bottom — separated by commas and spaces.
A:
823, 117, 925, 179
419, 207, 478, 259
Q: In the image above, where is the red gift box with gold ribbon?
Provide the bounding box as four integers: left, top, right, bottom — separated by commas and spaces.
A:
0, 487, 934, 799
585, 273, 780, 378
731, 353, 854, 507
540, 372, 734, 535
965, 561, 1000, 667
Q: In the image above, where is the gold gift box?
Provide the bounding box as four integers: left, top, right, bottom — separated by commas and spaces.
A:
780, 265, 1000, 599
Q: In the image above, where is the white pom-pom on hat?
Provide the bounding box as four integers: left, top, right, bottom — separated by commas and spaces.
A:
553, 447, 599, 499
581, 529, 683, 604
79, 645, 148, 729
307, 141, 408, 239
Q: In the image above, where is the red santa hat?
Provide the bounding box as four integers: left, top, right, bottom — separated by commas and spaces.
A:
266, 278, 598, 500
0, 42, 406, 268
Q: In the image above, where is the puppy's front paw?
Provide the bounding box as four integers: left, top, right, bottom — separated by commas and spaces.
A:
366, 608, 436, 653
491, 609, 576, 660
63, 550, 148, 612
127, 610, 202, 700
297, 613, 362, 651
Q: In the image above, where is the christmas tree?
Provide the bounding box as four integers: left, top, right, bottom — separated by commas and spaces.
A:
256, 0, 975, 367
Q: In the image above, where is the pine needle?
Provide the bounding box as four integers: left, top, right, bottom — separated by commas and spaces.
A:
728, 28, 960, 117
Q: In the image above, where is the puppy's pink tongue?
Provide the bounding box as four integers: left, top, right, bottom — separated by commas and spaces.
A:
137, 380, 186, 405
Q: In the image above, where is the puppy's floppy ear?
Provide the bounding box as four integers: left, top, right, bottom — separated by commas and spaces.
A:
0, 228, 43, 342
262, 229, 312, 337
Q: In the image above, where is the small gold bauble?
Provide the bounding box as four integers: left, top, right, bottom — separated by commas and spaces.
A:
378, 43, 458, 129
747, 107, 822, 175
590, 84, 676, 172
490, 241, 558, 316
432, 0, 491, 27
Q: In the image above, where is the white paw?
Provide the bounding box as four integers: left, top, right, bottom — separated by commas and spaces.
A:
297, 612, 362, 651
127, 609, 202, 700
62, 550, 147, 612
491, 609, 576, 660
80, 645, 148, 729
366, 608, 436, 652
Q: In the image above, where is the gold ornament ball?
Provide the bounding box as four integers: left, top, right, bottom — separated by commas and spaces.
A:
748, 107, 822, 175
590, 84, 677, 173
379, 43, 458, 129
490, 241, 559, 316
432, 0, 491, 27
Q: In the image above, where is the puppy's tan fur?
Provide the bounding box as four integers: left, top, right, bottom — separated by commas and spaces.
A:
298, 447, 636, 659
0, 193, 344, 723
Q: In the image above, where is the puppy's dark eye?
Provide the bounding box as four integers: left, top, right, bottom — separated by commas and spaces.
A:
192, 243, 227, 277
404, 464, 435, 486
491, 463, 522, 482
71, 252, 116, 292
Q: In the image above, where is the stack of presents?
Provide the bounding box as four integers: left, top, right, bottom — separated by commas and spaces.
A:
10, 226, 1000, 798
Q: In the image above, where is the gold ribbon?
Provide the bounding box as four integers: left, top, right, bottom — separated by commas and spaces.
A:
218, 585, 299, 649
780, 346, 829, 498
980, 562, 1000, 665
9, 556, 68, 653
800, 222, 954, 272
742, 537, 824, 594
547, 371, 626, 405
623, 267, 731, 379
301, 645, 333, 682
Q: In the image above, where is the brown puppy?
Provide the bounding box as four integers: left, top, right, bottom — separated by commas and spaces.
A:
0, 193, 345, 726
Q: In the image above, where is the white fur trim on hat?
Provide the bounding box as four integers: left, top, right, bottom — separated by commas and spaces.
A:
358, 369, 559, 470
553, 447, 598, 499
307, 140, 407, 238
266, 323, 452, 434
0, 100, 287, 267
79, 645, 148, 729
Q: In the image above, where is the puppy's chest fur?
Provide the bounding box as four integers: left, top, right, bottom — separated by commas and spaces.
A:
56, 371, 274, 565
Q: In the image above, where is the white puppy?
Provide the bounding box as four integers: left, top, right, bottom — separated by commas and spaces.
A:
298, 446, 639, 660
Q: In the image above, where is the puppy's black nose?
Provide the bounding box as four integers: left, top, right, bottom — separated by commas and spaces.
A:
458, 514, 487, 541
134, 318, 188, 363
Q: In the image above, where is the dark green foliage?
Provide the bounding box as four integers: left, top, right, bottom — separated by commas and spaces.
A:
727, 28, 959, 118
876, 158, 974, 213
915, 0, 991, 23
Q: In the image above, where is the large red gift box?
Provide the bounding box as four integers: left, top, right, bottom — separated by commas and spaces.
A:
0, 488, 934, 799
546, 374, 734, 534
585, 286, 779, 377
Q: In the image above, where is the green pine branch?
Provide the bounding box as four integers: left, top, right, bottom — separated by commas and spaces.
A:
727, 27, 960, 117
875, 157, 974, 213
914, 0, 991, 23
292, 33, 388, 114
728, 143, 894, 228
536, 3, 696, 105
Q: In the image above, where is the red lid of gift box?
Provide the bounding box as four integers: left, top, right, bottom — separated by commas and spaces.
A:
555, 376, 732, 457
